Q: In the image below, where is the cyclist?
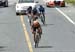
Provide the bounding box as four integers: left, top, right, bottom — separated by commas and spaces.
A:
31, 20, 42, 42
39, 5, 45, 17
27, 6, 33, 25
32, 7, 38, 21
39, 5, 45, 24
34, 4, 45, 24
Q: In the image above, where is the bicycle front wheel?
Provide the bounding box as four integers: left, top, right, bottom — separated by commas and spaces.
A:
35, 34, 39, 48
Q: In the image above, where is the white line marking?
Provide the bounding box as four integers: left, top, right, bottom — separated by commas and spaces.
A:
55, 7, 75, 25
20, 16, 33, 52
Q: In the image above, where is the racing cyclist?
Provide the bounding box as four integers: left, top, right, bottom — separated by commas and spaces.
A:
34, 4, 45, 24
31, 20, 42, 42
32, 7, 38, 21
27, 6, 33, 25
39, 5, 45, 24
39, 5, 45, 17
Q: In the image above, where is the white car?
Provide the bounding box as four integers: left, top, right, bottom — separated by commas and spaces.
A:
16, 0, 37, 15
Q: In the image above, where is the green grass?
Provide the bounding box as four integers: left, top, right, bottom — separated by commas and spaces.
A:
65, 0, 75, 5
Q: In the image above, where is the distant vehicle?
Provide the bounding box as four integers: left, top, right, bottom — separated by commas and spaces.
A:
0, 0, 8, 7
16, 0, 37, 15
46, 0, 65, 7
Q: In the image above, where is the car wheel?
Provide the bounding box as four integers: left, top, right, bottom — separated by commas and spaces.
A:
46, 5, 49, 7
16, 13, 19, 15
46, 3, 49, 7
62, 3, 65, 7
4, 1, 8, 7
60, 1, 65, 7
60, 4, 65, 7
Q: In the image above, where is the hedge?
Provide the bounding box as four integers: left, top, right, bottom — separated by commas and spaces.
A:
65, 0, 75, 5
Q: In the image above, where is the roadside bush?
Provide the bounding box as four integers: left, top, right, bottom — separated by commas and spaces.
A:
65, 0, 75, 5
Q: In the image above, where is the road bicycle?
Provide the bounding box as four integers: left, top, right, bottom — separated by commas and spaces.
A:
39, 12, 45, 25
34, 29, 41, 48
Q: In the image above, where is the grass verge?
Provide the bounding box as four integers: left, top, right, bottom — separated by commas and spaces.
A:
65, 0, 75, 5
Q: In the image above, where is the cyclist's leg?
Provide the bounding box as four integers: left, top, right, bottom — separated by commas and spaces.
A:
33, 15, 38, 21
29, 14, 32, 25
32, 27, 36, 42
41, 12, 45, 25
27, 14, 31, 22
40, 12, 45, 24
37, 27, 42, 39
28, 13, 32, 25
39, 27, 42, 34
43, 12, 45, 22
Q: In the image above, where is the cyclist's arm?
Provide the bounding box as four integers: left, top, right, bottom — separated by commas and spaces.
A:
31, 24, 34, 31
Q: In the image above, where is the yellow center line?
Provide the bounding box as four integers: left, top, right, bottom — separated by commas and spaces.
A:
20, 15, 33, 52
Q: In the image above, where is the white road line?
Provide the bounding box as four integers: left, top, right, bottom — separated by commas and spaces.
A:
55, 7, 75, 25
20, 16, 33, 52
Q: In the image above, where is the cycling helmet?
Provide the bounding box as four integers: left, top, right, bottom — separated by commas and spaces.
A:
28, 6, 32, 9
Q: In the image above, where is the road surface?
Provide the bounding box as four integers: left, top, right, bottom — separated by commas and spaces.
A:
0, 0, 75, 52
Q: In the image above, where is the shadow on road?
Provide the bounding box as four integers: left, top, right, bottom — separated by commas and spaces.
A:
0, 46, 6, 51
0, 6, 4, 8
41, 23, 55, 27
0, 46, 5, 48
56, 5, 69, 8
0, 6, 8, 8
37, 46, 53, 48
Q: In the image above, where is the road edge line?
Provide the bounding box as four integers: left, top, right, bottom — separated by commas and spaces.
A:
20, 15, 33, 52
55, 7, 75, 25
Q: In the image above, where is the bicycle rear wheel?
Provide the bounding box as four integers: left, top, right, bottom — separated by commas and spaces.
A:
40, 14, 45, 25
35, 34, 39, 48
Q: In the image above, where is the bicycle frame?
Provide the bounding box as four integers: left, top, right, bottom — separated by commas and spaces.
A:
34, 29, 40, 48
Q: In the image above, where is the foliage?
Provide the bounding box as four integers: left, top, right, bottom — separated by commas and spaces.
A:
65, 0, 75, 5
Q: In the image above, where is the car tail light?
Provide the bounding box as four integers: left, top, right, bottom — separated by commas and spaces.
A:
50, 1, 55, 6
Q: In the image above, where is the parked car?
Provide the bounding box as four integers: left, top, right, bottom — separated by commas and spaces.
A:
46, 0, 65, 7
46, 0, 55, 7
0, 0, 8, 7
54, 0, 65, 7
16, 0, 37, 15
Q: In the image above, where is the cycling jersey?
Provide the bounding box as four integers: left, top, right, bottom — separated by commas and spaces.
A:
31, 21, 40, 31
39, 5, 45, 13
32, 7, 38, 15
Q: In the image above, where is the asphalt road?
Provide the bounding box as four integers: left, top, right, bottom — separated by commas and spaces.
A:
0, 0, 75, 52
0, 6, 29, 52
